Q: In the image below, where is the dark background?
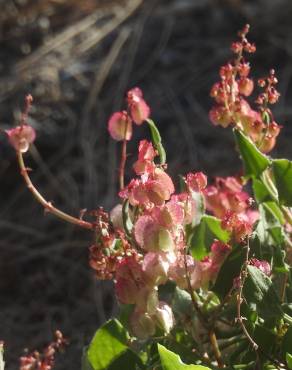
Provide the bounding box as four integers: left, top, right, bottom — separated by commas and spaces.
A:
0, 0, 292, 368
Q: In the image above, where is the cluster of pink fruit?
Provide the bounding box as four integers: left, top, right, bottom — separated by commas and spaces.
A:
4, 25, 274, 342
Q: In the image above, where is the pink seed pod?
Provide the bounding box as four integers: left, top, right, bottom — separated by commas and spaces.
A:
6, 125, 36, 153
108, 111, 132, 141
133, 140, 157, 175
186, 171, 207, 192
127, 87, 150, 125
115, 277, 140, 305
129, 310, 156, 339
249, 258, 271, 276
154, 302, 174, 334
134, 215, 175, 252
142, 252, 171, 285
238, 77, 254, 97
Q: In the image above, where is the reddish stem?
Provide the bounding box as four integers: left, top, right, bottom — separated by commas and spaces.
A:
119, 118, 130, 190
17, 151, 94, 230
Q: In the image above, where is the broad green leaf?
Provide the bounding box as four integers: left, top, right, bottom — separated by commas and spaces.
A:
243, 266, 283, 319
108, 349, 144, 370
158, 344, 210, 370
234, 129, 271, 177
172, 287, 193, 319
87, 319, 129, 370
286, 353, 292, 369
189, 215, 230, 260
263, 201, 285, 226
252, 178, 272, 203
272, 159, 292, 206
255, 202, 285, 248
147, 119, 166, 164
213, 245, 245, 298
253, 324, 277, 353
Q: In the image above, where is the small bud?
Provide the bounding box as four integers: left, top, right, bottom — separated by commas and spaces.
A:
238, 62, 250, 77
231, 42, 243, 54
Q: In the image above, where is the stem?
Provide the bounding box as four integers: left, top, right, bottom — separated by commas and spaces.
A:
119, 138, 127, 190
236, 239, 258, 351
118, 117, 130, 190
17, 151, 94, 230
183, 250, 224, 368
282, 206, 292, 227
183, 251, 205, 326
209, 330, 224, 368
280, 273, 288, 302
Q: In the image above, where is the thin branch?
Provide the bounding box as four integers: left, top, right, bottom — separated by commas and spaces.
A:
17, 151, 94, 230
183, 250, 224, 368
236, 239, 258, 351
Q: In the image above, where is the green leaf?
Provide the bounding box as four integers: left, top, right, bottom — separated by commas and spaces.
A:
234, 129, 271, 177
158, 344, 210, 370
189, 215, 230, 260
213, 244, 245, 298
87, 319, 129, 370
253, 324, 277, 353
286, 353, 292, 369
252, 179, 272, 203
263, 201, 285, 226
272, 159, 292, 206
243, 266, 283, 319
172, 287, 193, 319
108, 349, 144, 370
147, 119, 166, 164
255, 202, 285, 248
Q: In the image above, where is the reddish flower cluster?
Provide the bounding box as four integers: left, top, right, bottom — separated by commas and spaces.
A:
209, 24, 282, 153
204, 176, 257, 243
19, 331, 67, 370
89, 208, 137, 280
119, 141, 175, 208
108, 87, 150, 141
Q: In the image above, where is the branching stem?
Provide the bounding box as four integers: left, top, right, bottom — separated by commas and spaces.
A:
17, 151, 94, 230
183, 250, 224, 368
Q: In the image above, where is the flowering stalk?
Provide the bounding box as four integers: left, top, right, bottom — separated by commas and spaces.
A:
119, 119, 129, 190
